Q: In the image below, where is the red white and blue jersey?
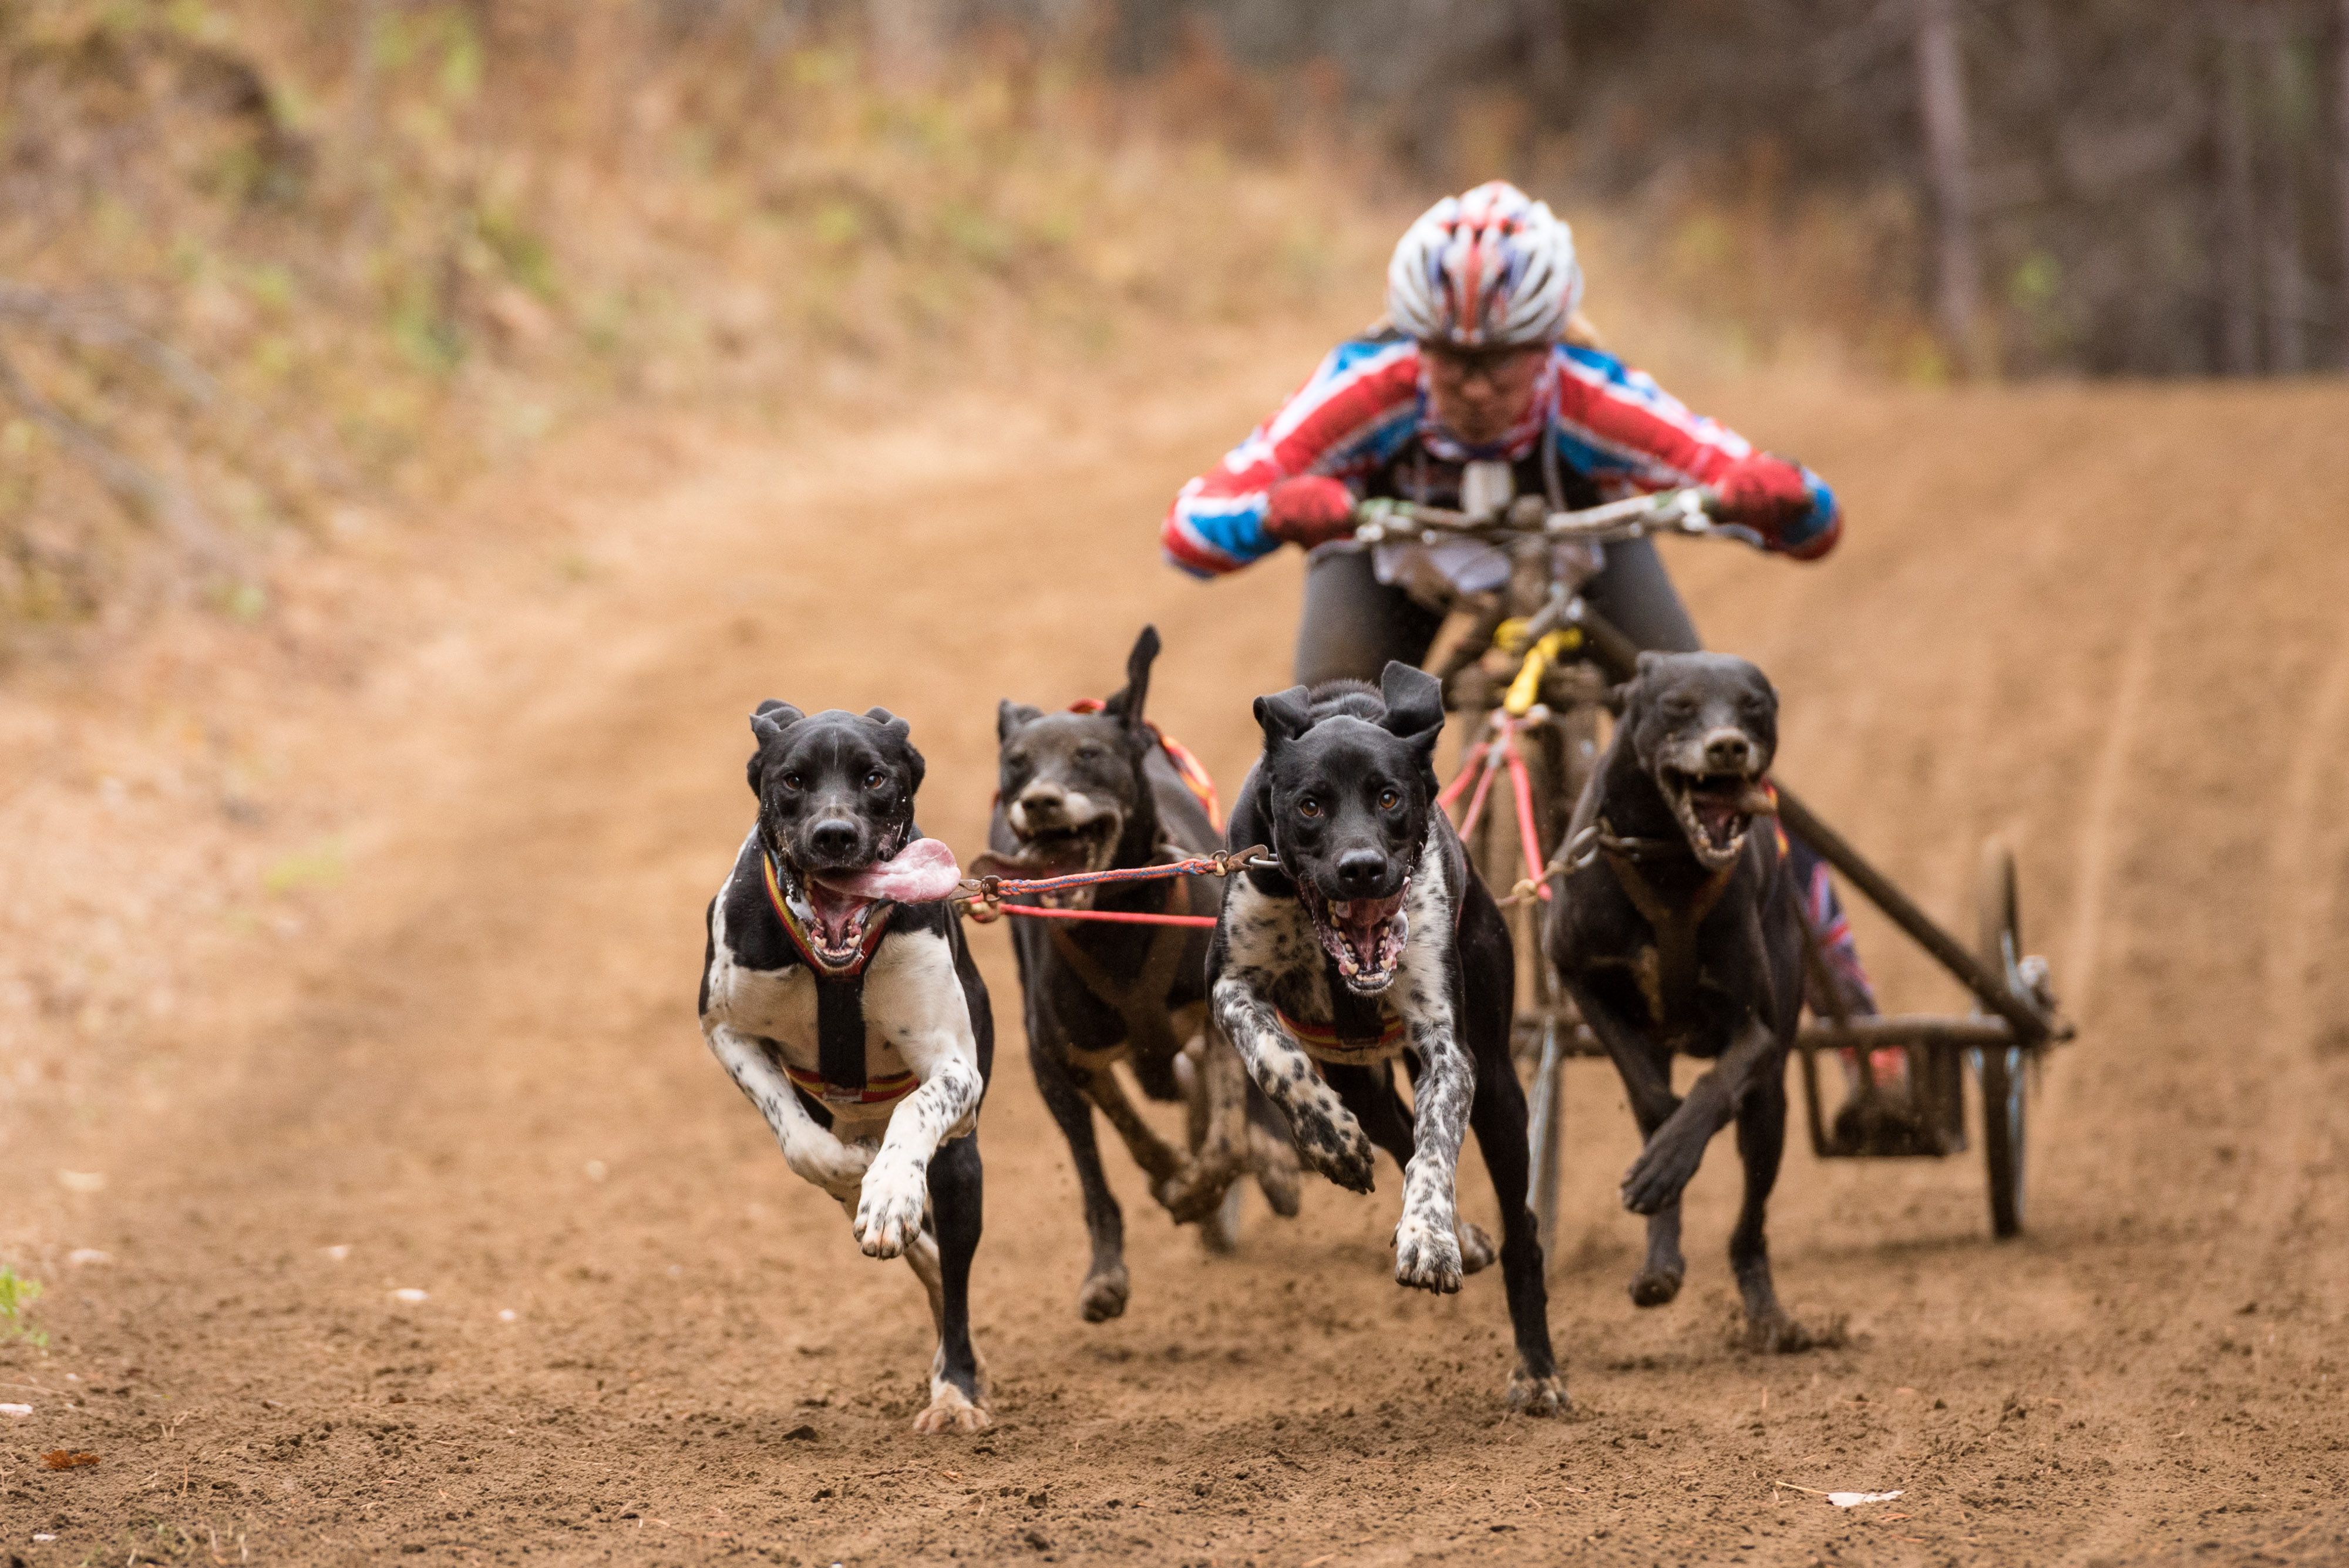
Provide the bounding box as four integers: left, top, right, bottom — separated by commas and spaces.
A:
1162, 335, 1840, 577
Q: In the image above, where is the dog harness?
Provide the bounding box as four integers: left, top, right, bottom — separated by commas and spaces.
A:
1276, 1002, 1408, 1063
763, 852, 896, 1097
781, 1061, 917, 1108
1043, 860, 1214, 1064
1592, 815, 1737, 1039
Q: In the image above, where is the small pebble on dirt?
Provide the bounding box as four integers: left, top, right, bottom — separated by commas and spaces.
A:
68, 1249, 111, 1267
392, 1287, 429, 1304
324, 1245, 351, 1261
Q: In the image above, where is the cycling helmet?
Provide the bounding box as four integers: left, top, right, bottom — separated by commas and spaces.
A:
1385, 181, 1583, 349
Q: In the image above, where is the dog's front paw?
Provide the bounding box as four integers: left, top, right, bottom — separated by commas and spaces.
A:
1392, 1212, 1463, 1294
1455, 1219, 1496, 1275
912, 1383, 991, 1435
1157, 1156, 1239, 1224
853, 1151, 929, 1259
1294, 1099, 1377, 1194
1505, 1370, 1569, 1416
788, 1135, 877, 1202
1621, 1123, 1709, 1216
1078, 1264, 1130, 1324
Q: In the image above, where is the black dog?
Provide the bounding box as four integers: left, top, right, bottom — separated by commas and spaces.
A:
699, 704, 997, 1431
1544, 650, 1812, 1351
991, 627, 1299, 1322
1207, 662, 1563, 1414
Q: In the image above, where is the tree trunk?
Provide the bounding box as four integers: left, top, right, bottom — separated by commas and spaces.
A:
2337, 0, 2349, 366
2265, 11, 2307, 374
2216, 26, 2262, 374
1913, 0, 1984, 374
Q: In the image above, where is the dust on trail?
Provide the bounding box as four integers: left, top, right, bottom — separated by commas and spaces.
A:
5, 354, 2349, 1566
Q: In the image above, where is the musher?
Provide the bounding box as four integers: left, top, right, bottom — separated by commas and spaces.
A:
1159, 180, 1909, 1143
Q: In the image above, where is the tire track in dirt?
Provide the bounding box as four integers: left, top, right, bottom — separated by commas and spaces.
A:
2057, 578, 2169, 1025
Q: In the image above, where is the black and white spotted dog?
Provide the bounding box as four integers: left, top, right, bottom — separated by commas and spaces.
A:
1207, 662, 1564, 1414
699, 703, 995, 1434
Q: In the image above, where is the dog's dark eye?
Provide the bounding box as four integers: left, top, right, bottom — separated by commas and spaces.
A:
862, 769, 888, 791
1074, 745, 1105, 765
1297, 796, 1323, 819
780, 771, 805, 792
1378, 788, 1400, 812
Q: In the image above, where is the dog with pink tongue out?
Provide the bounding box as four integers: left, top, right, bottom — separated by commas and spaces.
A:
1206, 663, 1565, 1415
698, 702, 994, 1434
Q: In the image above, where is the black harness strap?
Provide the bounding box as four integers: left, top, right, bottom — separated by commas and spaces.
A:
815, 974, 869, 1093
1045, 859, 1206, 1061
1598, 815, 1736, 1037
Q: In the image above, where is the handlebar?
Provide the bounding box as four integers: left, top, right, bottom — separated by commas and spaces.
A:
1350, 486, 1765, 551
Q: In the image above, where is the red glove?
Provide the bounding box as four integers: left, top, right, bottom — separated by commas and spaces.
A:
1262, 475, 1358, 549
1711, 453, 1817, 541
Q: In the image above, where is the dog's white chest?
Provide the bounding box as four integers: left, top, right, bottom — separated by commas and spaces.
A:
1224, 858, 1453, 1067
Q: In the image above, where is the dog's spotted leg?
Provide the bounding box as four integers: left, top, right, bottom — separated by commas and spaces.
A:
705, 1025, 875, 1202
1212, 976, 1375, 1193
1392, 1007, 1473, 1294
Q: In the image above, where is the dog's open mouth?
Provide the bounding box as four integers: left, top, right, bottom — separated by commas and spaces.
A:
1301, 882, 1411, 994
1659, 768, 1773, 870
788, 874, 886, 968
1007, 816, 1120, 877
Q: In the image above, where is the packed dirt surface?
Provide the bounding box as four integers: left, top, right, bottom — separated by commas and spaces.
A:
6, 336, 2349, 1566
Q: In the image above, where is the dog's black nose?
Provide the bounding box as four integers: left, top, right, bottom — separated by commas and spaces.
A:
1335, 849, 1388, 892
1704, 732, 1752, 771
810, 818, 863, 859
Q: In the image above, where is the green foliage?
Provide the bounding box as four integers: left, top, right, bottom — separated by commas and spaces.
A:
0, 1267, 47, 1348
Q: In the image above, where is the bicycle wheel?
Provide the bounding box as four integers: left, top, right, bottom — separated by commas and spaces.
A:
1975, 838, 2027, 1239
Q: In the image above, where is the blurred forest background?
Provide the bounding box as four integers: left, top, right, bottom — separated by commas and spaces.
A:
4, 0, 2345, 640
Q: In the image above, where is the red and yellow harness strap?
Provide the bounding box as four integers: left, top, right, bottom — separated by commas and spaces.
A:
1066, 698, 1223, 831
763, 853, 893, 977
1275, 1007, 1408, 1059
783, 1062, 918, 1106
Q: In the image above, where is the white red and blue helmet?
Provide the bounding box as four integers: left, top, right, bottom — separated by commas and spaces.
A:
1385, 181, 1584, 349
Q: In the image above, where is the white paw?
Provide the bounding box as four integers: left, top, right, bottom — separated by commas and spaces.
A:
853, 1152, 928, 1259
1393, 1209, 1463, 1294
789, 1135, 876, 1202
912, 1382, 991, 1434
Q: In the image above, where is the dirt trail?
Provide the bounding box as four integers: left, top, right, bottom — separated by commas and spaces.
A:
6, 348, 2349, 1566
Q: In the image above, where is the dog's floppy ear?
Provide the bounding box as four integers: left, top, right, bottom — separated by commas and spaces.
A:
1377, 661, 1445, 755
750, 699, 803, 747
747, 701, 803, 795
997, 699, 1044, 744
1253, 685, 1315, 749
1103, 624, 1160, 744
864, 706, 923, 795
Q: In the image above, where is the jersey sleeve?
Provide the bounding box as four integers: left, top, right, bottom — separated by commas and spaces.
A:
1550, 345, 1840, 557
1160, 337, 1423, 577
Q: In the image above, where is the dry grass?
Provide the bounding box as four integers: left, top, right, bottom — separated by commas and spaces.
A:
0, 1, 1392, 643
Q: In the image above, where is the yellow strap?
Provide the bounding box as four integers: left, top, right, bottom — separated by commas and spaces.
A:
1504, 627, 1581, 717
